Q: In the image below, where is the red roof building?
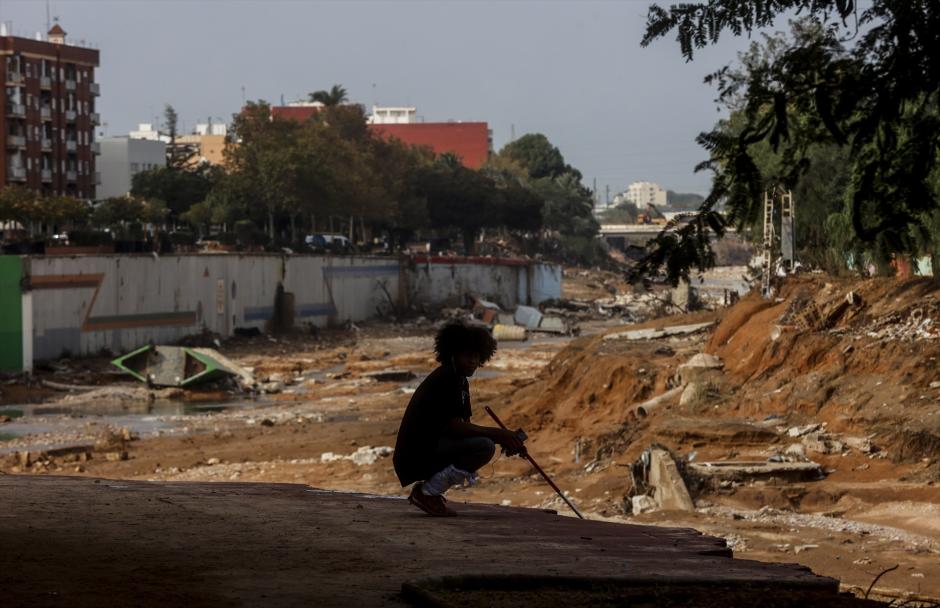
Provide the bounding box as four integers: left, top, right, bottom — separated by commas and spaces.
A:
269, 104, 491, 169
369, 122, 490, 169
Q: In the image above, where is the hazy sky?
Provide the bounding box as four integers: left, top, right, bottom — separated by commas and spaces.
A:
0, 0, 764, 197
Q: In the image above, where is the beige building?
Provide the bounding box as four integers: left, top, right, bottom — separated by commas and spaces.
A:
176, 133, 227, 166
625, 181, 667, 207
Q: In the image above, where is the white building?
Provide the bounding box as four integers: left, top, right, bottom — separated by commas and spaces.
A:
368, 105, 417, 124
195, 122, 227, 136
97, 137, 166, 200
129, 123, 170, 143
625, 181, 667, 207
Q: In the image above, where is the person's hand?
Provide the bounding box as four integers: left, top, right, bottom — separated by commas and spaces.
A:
496, 428, 526, 456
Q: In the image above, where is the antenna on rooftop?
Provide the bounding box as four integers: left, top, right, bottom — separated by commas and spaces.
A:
45, 0, 51, 34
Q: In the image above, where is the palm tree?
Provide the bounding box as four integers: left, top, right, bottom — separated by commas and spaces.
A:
308, 84, 348, 106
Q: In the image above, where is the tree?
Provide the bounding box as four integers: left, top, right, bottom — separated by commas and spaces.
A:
418, 160, 503, 254
92, 196, 167, 239
666, 191, 705, 211
635, 0, 940, 283
0, 186, 38, 229
309, 84, 348, 107
131, 165, 217, 222
162, 103, 197, 169
499, 134, 566, 180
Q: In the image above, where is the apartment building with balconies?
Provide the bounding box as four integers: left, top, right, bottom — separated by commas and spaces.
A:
1, 24, 100, 199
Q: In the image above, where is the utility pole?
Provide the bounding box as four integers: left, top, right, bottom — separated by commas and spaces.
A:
605, 185, 610, 206
592, 177, 598, 208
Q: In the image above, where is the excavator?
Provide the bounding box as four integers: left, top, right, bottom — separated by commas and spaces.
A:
636, 202, 668, 225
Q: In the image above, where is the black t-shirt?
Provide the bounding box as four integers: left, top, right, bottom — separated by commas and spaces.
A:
393, 365, 470, 486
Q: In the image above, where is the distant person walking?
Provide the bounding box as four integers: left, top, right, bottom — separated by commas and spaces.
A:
393, 322, 526, 516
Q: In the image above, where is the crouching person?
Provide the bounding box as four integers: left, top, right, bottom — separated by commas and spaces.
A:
393, 322, 526, 516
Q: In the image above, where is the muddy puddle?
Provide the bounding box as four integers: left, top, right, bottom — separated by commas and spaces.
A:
0, 397, 272, 454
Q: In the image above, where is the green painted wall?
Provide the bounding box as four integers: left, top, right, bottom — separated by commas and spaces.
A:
0, 256, 23, 371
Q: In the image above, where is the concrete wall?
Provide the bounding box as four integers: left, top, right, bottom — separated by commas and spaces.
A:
403, 256, 562, 310
2, 253, 559, 369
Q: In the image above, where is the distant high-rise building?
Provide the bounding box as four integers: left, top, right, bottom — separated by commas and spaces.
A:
0, 23, 100, 199
625, 181, 667, 207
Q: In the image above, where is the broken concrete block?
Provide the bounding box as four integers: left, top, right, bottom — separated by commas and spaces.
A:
514, 305, 543, 329
631, 494, 657, 515
787, 424, 821, 438
604, 321, 715, 342
784, 443, 807, 459
844, 436, 876, 454
536, 316, 567, 334
648, 448, 695, 511
801, 432, 843, 455
679, 382, 709, 408
349, 446, 394, 466
677, 353, 724, 385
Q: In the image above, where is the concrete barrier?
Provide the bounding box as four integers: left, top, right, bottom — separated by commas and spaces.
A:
0, 253, 560, 370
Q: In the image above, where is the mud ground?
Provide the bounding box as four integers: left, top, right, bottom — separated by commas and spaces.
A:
2, 273, 940, 603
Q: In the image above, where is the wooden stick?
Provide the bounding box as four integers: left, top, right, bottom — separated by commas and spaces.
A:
484, 406, 585, 520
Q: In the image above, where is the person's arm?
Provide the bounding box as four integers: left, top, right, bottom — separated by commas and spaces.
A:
446, 418, 526, 454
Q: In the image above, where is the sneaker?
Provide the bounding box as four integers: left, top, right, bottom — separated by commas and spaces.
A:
408, 483, 457, 517
422, 465, 474, 496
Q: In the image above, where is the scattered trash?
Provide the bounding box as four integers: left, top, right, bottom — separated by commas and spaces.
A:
112, 346, 254, 389
514, 305, 543, 329
492, 324, 527, 342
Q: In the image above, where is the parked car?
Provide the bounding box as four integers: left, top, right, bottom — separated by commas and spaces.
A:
305, 233, 355, 253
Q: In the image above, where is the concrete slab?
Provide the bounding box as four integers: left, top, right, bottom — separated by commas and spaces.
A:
0, 475, 841, 607
603, 321, 715, 342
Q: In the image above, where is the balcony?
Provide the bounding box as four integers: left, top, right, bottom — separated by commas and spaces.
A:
40, 107, 52, 121
90, 82, 100, 96
90, 112, 100, 125
6, 104, 26, 118
66, 140, 77, 152
94, 172, 101, 185
8, 167, 27, 181
6, 135, 26, 148
40, 75, 52, 89
41, 138, 52, 151
66, 170, 77, 182
65, 79, 76, 91
41, 169, 52, 182
65, 110, 77, 122
91, 142, 100, 154
6, 72, 24, 85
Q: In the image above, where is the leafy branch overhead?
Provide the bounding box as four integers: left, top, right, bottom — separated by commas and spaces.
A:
637, 0, 940, 283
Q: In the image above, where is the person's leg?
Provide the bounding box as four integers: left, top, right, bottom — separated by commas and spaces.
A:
437, 436, 496, 473
422, 436, 496, 497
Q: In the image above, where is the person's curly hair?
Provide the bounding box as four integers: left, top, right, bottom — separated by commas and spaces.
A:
434, 322, 497, 365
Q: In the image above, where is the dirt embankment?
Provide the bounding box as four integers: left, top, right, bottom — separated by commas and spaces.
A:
505, 276, 940, 471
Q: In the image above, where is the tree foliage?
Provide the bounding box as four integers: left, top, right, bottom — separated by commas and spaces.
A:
309, 84, 348, 107
636, 0, 940, 283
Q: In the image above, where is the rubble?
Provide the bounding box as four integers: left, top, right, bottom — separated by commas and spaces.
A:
603, 321, 714, 342
320, 446, 394, 466
628, 446, 695, 514
362, 370, 416, 382
688, 461, 825, 485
